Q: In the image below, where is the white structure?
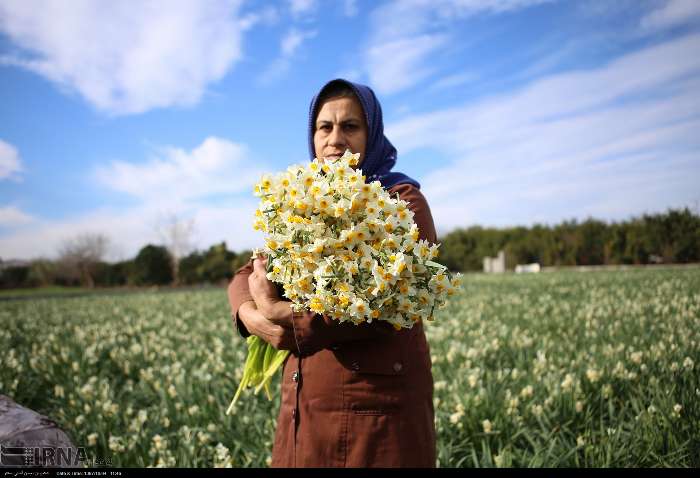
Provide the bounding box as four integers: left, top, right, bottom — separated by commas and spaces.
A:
515, 263, 541, 274
483, 250, 505, 273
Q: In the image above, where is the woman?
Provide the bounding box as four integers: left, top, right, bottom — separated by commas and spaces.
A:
227, 79, 438, 468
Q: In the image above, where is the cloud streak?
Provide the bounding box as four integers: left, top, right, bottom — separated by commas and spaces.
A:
364, 0, 554, 95
0, 0, 247, 115
0, 139, 22, 180
259, 28, 317, 84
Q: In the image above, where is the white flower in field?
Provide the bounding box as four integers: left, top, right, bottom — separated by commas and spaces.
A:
494, 453, 505, 468
138, 409, 148, 424
214, 443, 233, 468
467, 372, 479, 388
561, 374, 574, 391
673, 404, 682, 417
602, 384, 613, 400
683, 357, 694, 371
188, 405, 199, 416
482, 419, 493, 434
576, 436, 585, 448
152, 434, 165, 451
108, 436, 125, 453
434, 380, 447, 391
449, 411, 463, 424
167, 384, 177, 398
197, 431, 211, 444
75, 415, 85, 426
54, 385, 65, 398
647, 405, 656, 414
531, 404, 543, 417
87, 433, 98, 447
630, 351, 643, 364
586, 368, 600, 383
606, 427, 616, 436
520, 385, 533, 399
161, 417, 170, 428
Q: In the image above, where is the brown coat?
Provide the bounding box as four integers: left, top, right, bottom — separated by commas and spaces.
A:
228, 183, 437, 467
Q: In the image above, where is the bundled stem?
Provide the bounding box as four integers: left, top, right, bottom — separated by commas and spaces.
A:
226, 336, 290, 415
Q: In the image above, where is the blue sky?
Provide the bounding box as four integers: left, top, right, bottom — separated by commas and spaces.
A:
1, 0, 699, 261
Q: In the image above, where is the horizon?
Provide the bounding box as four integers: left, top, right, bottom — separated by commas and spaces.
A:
1, 0, 699, 261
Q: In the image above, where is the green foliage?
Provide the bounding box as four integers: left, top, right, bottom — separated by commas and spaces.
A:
439, 208, 700, 271
0, 265, 30, 288
178, 243, 240, 285
130, 245, 173, 286
199, 242, 236, 284
94, 260, 131, 287
178, 251, 204, 285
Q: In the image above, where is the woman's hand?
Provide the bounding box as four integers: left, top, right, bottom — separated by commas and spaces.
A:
237, 300, 297, 350
248, 256, 293, 327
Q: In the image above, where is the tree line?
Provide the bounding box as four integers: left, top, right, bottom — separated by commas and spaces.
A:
1, 207, 698, 289
439, 207, 700, 271
0, 240, 252, 289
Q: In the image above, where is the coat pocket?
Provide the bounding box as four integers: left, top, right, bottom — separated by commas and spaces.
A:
338, 333, 409, 414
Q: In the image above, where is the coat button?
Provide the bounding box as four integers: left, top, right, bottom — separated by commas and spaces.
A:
292, 371, 299, 382
351, 361, 360, 372
393, 362, 403, 373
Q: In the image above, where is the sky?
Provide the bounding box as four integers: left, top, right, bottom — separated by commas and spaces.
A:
1, 0, 699, 261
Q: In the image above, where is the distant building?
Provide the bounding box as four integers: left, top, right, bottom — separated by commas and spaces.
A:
483, 250, 505, 273
515, 263, 541, 274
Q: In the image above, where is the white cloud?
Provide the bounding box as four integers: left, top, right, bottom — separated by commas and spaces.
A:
0, 206, 33, 227
0, 0, 246, 115
640, 0, 700, 31
259, 28, 317, 84
95, 136, 262, 203
281, 28, 314, 56
364, 0, 554, 94
367, 34, 449, 95
386, 33, 700, 233
288, 0, 317, 18
0, 139, 22, 180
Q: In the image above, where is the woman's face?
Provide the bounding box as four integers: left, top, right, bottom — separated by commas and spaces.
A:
313, 96, 367, 166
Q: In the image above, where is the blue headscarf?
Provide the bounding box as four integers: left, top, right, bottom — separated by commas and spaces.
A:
308, 78, 420, 190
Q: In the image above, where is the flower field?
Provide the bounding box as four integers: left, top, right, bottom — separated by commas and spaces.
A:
1, 268, 699, 467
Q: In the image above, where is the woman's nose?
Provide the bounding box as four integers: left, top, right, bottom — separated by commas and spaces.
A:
328, 126, 345, 147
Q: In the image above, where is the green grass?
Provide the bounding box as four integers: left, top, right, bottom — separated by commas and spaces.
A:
0, 285, 95, 298
1, 269, 698, 467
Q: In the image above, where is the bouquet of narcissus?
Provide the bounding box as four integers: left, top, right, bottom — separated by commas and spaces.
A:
226, 150, 461, 413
